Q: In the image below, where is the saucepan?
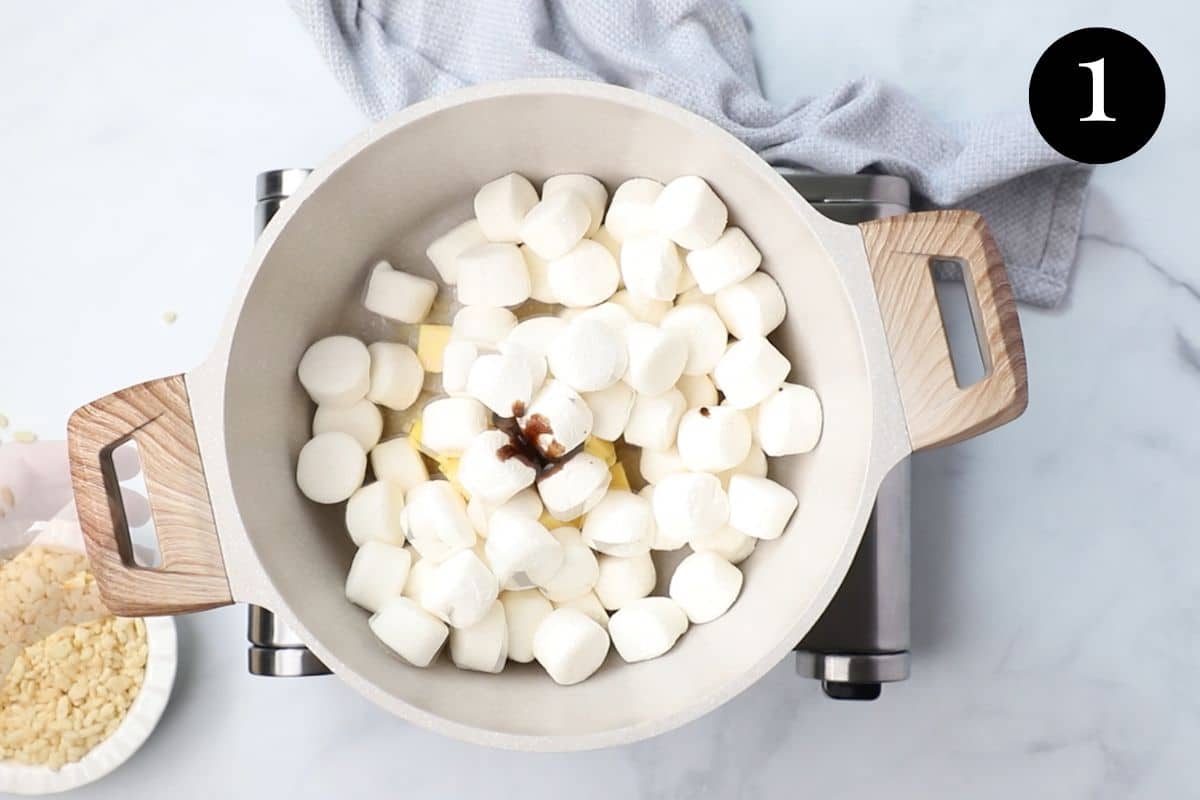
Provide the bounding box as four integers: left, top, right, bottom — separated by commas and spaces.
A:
66, 79, 1027, 750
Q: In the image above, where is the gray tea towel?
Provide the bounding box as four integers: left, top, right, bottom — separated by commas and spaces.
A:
290, 0, 1091, 307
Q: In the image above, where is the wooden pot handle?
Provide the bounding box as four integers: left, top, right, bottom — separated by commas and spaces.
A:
860, 210, 1028, 451
67, 374, 233, 616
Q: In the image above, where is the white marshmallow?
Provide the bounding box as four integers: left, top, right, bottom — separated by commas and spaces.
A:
575, 302, 635, 336
506, 316, 566, 362
638, 485, 688, 550
403, 480, 476, 561
420, 549, 500, 629
676, 374, 718, 409
520, 245, 556, 303
582, 490, 655, 557
532, 608, 611, 686
467, 488, 543, 537
610, 289, 672, 324
368, 596, 448, 668
449, 600, 508, 673
590, 224, 622, 262
623, 323, 688, 396
608, 597, 689, 663
420, 397, 490, 456
363, 261, 439, 324
369, 436, 429, 491
456, 243, 531, 307
473, 172, 538, 242
502, 321, 557, 393
402, 554, 435, 603
669, 551, 743, 623
652, 472, 729, 541
674, 286, 715, 308
537, 452, 611, 521
539, 527, 600, 602
441, 340, 478, 396
547, 317, 628, 393
500, 589, 554, 663
690, 525, 757, 564
519, 380, 594, 459
716, 443, 769, 489
685, 227, 762, 293
581, 381, 635, 441
345, 481, 406, 547
727, 475, 798, 540
298, 335, 370, 407
714, 271, 786, 339
712, 337, 791, 409
660, 304, 729, 376
756, 383, 823, 456
296, 432, 366, 504
676, 406, 752, 473
548, 239, 620, 307
367, 342, 425, 411
654, 176, 728, 250
620, 234, 683, 302
451, 305, 518, 347
485, 511, 564, 591
466, 350, 533, 417
604, 178, 664, 241
313, 398, 382, 451
542, 174, 608, 236
623, 388, 686, 451
639, 446, 687, 485
426, 219, 487, 285
594, 552, 656, 610
345, 541, 412, 612
554, 591, 609, 629
520, 191, 592, 260
457, 429, 538, 504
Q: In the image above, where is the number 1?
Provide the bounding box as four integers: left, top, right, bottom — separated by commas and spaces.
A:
1079, 58, 1116, 122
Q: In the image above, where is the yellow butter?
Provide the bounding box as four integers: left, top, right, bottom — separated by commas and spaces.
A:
583, 436, 618, 466
416, 324, 452, 373
609, 462, 630, 492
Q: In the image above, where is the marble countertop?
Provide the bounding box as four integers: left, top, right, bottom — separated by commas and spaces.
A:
2, 1, 1196, 797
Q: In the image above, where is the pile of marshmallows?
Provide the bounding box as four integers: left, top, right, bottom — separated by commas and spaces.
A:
294, 172, 823, 685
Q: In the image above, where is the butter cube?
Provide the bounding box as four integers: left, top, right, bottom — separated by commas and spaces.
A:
583, 436, 618, 467
609, 462, 631, 492
417, 324, 452, 373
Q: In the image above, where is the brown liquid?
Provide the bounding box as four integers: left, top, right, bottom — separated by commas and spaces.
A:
699, 407, 711, 417
493, 405, 579, 479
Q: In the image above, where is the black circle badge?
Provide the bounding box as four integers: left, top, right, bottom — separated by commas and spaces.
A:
1029, 27, 1165, 164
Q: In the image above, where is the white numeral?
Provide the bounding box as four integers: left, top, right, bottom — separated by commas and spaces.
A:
1079, 58, 1116, 122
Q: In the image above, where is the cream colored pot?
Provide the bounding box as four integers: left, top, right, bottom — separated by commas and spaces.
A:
66, 80, 1027, 751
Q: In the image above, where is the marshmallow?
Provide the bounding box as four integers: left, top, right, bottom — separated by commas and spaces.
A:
652, 472, 729, 540
639, 446, 687, 485
426, 219, 487, 285
500, 589, 554, 663
582, 490, 655, 557
298, 335, 370, 407
538, 452, 611, 522
367, 342, 425, 411
520, 191, 592, 260
369, 436, 429, 491
532, 608, 611, 686
402, 554, 435, 602
660, 304, 728, 376
676, 374, 718, 409
755, 383, 823, 456
485, 511, 564, 591
674, 286, 715, 308
548, 240, 620, 307
539, 527, 600, 602
449, 600, 508, 673
313, 398, 382, 451
608, 597, 689, 663
467, 488, 542, 537
345, 481, 407, 547
554, 591, 609, 629
456, 243, 532, 307
690, 526, 757, 564
404, 480, 476, 562
621, 234, 683, 302
363, 261, 439, 324
623, 388, 686, 451
457, 429, 538, 504
506, 316, 566, 361
420, 397, 490, 456
581, 381, 635, 441
296, 432, 366, 504
669, 551, 744, 623
345, 540, 412, 612
542, 174, 608, 235
420, 549, 500, 628
638, 485, 688, 550
654, 176, 728, 250
368, 596, 448, 668
575, 302, 636, 336
727, 475, 798, 540
623, 323, 688, 396
712, 337, 791, 409
714, 271, 786, 339
594, 552, 656, 610
604, 178, 664, 242
441, 340, 478, 395
451, 305, 518, 347
547, 318, 628, 393
716, 443, 768, 489
676, 406, 752, 473
520, 245, 556, 303
474, 172, 538, 242
685, 227, 762, 294
520, 380, 594, 459
610, 289, 672, 324
466, 350, 533, 417
590, 224, 622, 262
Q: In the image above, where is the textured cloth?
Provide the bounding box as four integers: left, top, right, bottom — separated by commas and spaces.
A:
291, 0, 1090, 307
